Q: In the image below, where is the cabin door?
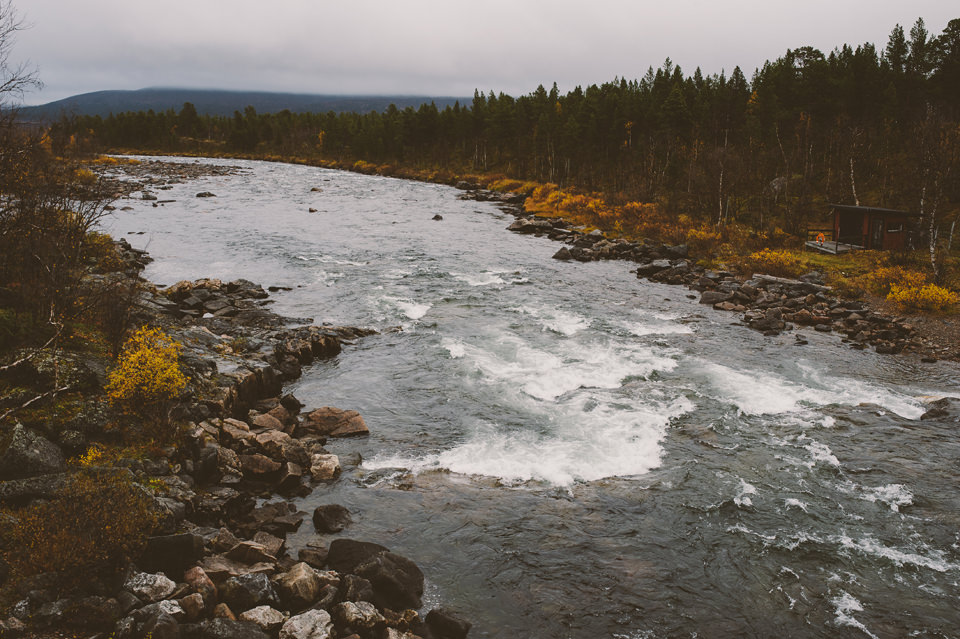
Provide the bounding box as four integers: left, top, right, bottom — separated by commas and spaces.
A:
870, 218, 884, 249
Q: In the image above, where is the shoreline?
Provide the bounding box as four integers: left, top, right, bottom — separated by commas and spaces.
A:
0, 222, 471, 636
107, 151, 960, 363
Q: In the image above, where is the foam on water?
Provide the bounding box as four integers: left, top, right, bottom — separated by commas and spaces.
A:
831, 592, 879, 639
837, 535, 957, 572
459, 334, 673, 401
381, 296, 431, 320
734, 479, 757, 507
452, 271, 507, 287
700, 361, 927, 418
511, 304, 590, 336
364, 393, 694, 486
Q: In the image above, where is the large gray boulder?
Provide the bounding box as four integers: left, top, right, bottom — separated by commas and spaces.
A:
278, 609, 333, 639
220, 573, 280, 613
0, 424, 65, 480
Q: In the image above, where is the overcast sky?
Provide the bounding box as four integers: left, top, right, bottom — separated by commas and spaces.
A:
12, 0, 958, 105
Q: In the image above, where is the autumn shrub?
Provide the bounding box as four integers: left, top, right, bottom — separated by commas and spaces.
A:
887, 283, 959, 311
105, 326, 186, 438
0, 468, 158, 587
738, 248, 807, 278
857, 266, 927, 295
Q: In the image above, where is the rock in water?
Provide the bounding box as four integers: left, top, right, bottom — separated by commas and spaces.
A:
312, 504, 352, 533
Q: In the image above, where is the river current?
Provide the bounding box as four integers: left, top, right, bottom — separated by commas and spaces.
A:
106, 157, 960, 638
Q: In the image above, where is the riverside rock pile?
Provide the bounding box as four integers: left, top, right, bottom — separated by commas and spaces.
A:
0, 243, 470, 639
497, 207, 930, 358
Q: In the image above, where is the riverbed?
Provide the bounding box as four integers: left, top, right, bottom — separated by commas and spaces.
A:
106, 157, 960, 638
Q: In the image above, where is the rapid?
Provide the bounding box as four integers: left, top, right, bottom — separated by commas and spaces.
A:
106, 157, 960, 638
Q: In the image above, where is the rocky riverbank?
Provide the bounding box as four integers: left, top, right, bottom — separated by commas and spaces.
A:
0, 241, 471, 639
458, 185, 958, 362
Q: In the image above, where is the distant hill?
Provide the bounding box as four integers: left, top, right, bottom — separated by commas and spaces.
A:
19, 87, 470, 120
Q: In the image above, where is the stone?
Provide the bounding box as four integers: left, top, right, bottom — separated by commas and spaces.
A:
302, 407, 369, 438
273, 562, 321, 612
309, 454, 341, 480
212, 603, 237, 620
551, 247, 572, 260
699, 291, 732, 305
279, 609, 333, 639
353, 552, 425, 611
253, 531, 285, 558
338, 574, 374, 603
140, 533, 205, 579
326, 539, 390, 574
0, 425, 65, 480
226, 541, 277, 565
425, 608, 472, 639
332, 601, 384, 632
220, 573, 280, 613
240, 453, 283, 476
312, 504, 352, 533
180, 592, 205, 621
124, 571, 177, 603
133, 599, 186, 623
211, 527, 242, 553
276, 462, 304, 493
257, 431, 310, 466
921, 397, 960, 421
141, 612, 180, 639
239, 605, 286, 632
297, 547, 328, 570
252, 413, 285, 431
193, 617, 270, 639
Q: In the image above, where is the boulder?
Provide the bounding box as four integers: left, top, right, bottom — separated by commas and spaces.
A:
189, 618, 270, 639
278, 609, 333, 639
140, 611, 180, 639
140, 534, 205, 578
699, 291, 732, 306
312, 504, 352, 533
0, 425, 65, 480
238, 605, 286, 633
273, 562, 321, 612
252, 413, 285, 431
353, 552, 424, 611
425, 608, 472, 639
184, 567, 217, 605
252, 531, 285, 559
220, 573, 280, 613
326, 539, 390, 574
298, 547, 328, 570
302, 408, 369, 438
309, 454, 341, 481
225, 541, 277, 565
332, 601, 384, 632
551, 247, 572, 261
179, 592, 205, 621
338, 574, 375, 603
921, 397, 960, 421
240, 454, 282, 476
124, 571, 177, 603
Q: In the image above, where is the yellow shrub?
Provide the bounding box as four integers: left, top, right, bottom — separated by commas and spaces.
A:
887, 284, 959, 311
739, 249, 806, 278
105, 326, 187, 415
858, 266, 927, 295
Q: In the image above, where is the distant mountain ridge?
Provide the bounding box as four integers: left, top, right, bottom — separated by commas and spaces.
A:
20, 87, 470, 119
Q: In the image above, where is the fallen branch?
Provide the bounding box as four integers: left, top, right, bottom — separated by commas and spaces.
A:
0, 385, 71, 423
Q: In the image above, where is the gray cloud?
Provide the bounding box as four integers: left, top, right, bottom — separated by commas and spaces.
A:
14, 0, 958, 104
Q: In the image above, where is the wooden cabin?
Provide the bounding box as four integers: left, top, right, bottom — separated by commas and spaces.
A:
807, 204, 918, 254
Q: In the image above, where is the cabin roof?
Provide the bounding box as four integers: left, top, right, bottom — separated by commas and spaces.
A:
828, 203, 920, 217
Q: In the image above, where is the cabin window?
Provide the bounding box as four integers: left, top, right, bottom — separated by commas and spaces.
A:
887, 223, 903, 233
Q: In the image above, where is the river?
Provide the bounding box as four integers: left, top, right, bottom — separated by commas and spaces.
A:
105, 157, 960, 638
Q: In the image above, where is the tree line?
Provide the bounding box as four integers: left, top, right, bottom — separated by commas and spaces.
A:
54, 18, 960, 241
